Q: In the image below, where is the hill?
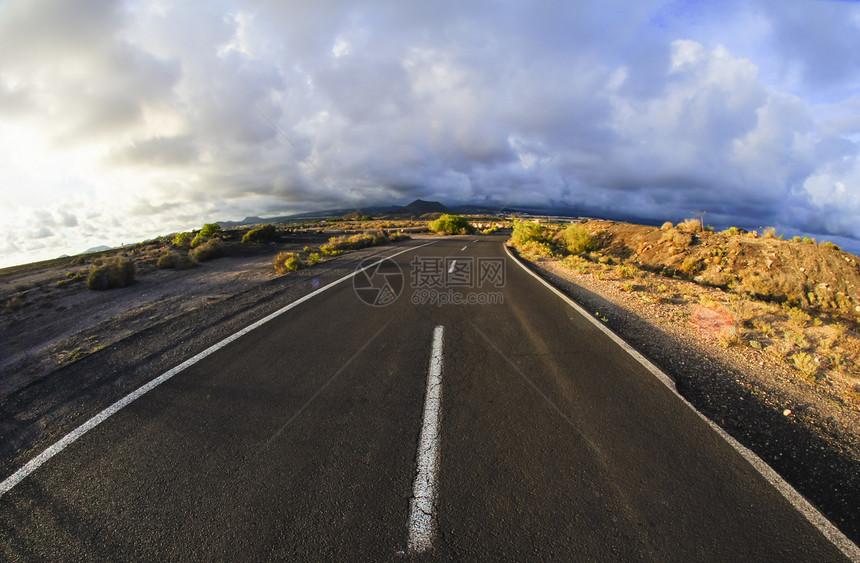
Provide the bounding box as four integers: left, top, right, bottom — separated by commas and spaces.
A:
590, 221, 860, 314
401, 199, 448, 215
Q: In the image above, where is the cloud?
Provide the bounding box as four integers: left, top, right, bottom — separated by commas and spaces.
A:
760, 0, 860, 94
1, 0, 860, 267
114, 135, 199, 167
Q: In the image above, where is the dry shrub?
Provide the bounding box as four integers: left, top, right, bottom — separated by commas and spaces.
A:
679, 257, 701, 275
518, 240, 554, 258
274, 252, 304, 274
615, 262, 639, 278
678, 218, 701, 232
88, 256, 135, 290
157, 251, 194, 269
190, 238, 225, 262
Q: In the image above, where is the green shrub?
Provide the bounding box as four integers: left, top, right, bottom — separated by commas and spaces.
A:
511, 220, 545, 246
762, 227, 777, 239
88, 256, 136, 290
561, 224, 597, 254
820, 241, 841, 251
793, 236, 802, 243
307, 252, 321, 266
189, 238, 225, 262
660, 221, 674, 231
428, 214, 475, 235
199, 223, 222, 238
802, 236, 814, 245
243, 224, 280, 243
172, 232, 193, 247
191, 223, 223, 247
274, 252, 304, 274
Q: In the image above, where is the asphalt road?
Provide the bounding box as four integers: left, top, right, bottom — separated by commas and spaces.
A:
0, 235, 854, 560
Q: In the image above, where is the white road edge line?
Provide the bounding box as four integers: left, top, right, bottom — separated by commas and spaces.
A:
407, 325, 444, 554
0, 240, 439, 498
504, 244, 860, 562
447, 259, 457, 274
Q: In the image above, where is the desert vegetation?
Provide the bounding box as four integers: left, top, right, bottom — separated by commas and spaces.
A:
508, 218, 860, 403
242, 224, 281, 243
87, 256, 136, 290
273, 251, 305, 274
428, 214, 476, 235
319, 229, 410, 255
189, 238, 225, 262
191, 223, 223, 247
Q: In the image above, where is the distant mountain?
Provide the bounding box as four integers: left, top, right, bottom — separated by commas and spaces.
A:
401, 199, 448, 215
84, 245, 112, 254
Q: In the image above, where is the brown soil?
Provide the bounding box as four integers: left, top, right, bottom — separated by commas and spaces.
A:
593, 220, 860, 314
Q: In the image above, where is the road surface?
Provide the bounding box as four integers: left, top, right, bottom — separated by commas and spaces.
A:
0, 235, 854, 560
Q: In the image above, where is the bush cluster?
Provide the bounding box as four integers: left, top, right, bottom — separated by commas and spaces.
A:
88, 256, 136, 290
510, 220, 597, 259
242, 224, 280, 243
189, 238, 225, 262
192, 223, 223, 247
561, 224, 597, 254
320, 229, 392, 255
6, 296, 25, 312
428, 214, 475, 235
172, 231, 193, 247
273, 252, 305, 274
389, 231, 412, 242
157, 251, 194, 269
511, 220, 545, 247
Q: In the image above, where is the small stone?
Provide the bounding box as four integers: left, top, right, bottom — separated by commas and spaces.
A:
783, 409, 792, 416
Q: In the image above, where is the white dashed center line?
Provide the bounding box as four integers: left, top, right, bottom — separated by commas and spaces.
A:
460, 245, 468, 251
447, 260, 457, 274
406, 325, 444, 554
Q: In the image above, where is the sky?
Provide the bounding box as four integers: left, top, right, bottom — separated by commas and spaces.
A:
1, 0, 859, 266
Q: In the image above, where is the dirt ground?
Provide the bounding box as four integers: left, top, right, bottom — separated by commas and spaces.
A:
0, 233, 331, 397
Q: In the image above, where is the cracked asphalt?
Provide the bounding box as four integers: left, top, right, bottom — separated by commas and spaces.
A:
0, 235, 851, 560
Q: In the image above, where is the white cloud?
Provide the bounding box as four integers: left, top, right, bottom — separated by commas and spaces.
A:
1, 0, 860, 267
